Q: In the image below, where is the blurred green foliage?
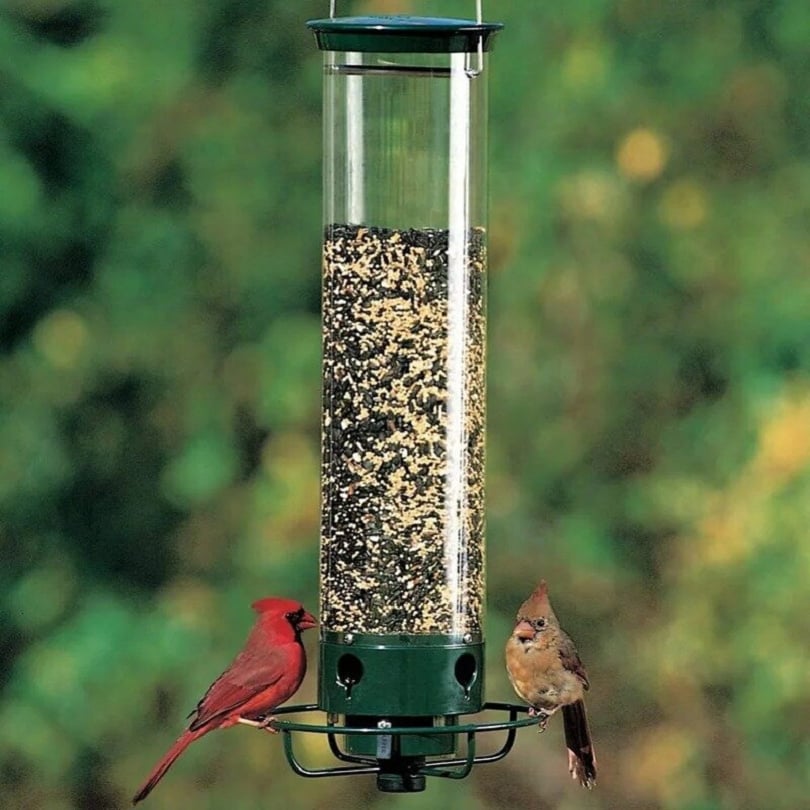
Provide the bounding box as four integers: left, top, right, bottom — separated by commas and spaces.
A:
1, 0, 809, 808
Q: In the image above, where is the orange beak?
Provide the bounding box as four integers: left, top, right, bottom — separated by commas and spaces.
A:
513, 620, 535, 641
298, 611, 318, 631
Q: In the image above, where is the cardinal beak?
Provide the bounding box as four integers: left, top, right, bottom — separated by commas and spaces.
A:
513, 620, 535, 641
297, 611, 318, 631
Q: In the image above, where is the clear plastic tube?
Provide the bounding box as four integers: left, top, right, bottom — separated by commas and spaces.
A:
320, 47, 489, 638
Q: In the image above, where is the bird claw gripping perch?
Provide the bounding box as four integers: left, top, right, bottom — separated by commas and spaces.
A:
527, 707, 551, 733
259, 715, 280, 733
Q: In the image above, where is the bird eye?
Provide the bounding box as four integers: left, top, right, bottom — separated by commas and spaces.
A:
533, 618, 546, 630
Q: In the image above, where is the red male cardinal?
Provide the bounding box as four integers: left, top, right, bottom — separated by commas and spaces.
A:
132, 597, 316, 804
505, 580, 596, 788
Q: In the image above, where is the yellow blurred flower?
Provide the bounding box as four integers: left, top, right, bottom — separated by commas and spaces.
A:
754, 391, 810, 483
617, 127, 669, 182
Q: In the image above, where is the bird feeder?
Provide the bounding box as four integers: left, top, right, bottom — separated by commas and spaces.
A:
271, 5, 540, 792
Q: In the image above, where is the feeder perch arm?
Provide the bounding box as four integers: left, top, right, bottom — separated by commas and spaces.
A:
270, 703, 540, 782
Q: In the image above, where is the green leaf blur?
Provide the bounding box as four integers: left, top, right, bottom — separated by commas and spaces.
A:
1, 1, 808, 808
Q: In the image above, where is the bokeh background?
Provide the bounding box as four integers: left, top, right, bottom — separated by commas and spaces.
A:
2, 0, 809, 808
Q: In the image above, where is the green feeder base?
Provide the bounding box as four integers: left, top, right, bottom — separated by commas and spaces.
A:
319, 631, 483, 759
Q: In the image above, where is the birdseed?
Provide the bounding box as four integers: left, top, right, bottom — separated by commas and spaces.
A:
320, 224, 485, 636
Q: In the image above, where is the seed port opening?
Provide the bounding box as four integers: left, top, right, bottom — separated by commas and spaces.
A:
454, 653, 477, 698
337, 653, 364, 698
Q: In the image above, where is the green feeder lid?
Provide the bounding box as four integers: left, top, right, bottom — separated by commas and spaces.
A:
306, 15, 503, 54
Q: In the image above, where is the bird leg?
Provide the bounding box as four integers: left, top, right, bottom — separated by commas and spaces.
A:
237, 716, 279, 734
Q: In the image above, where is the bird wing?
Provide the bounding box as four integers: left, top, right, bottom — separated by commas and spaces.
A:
188, 643, 291, 731
558, 630, 590, 690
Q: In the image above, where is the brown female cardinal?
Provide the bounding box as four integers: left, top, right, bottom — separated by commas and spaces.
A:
132, 597, 316, 804
505, 580, 596, 788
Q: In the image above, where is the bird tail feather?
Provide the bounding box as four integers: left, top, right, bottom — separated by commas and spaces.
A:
562, 699, 596, 789
132, 727, 206, 804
